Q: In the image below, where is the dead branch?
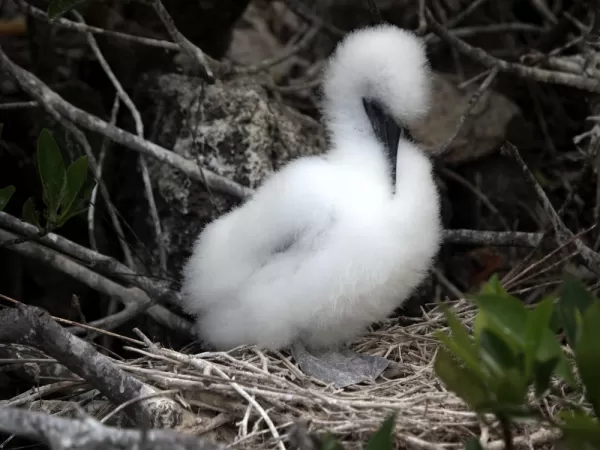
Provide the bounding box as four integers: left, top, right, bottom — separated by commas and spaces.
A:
442, 229, 544, 247
151, 0, 215, 82
426, 10, 600, 93
0, 406, 226, 450
0, 45, 252, 199
0, 225, 193, 336
0, 304, 192, 427
502, 142, 600, 275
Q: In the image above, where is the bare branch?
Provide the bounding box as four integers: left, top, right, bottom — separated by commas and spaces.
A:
0, 305, 190, 427
0, 224, 193, 336
443, 229, 544, 247
72, 10, 167, 274
426, 10, 600, 93
0, 407, 226, 450
0, 45, 252, 199
151, 0, 215, 82
18, 0, 180, 52
502, 142, 600, 275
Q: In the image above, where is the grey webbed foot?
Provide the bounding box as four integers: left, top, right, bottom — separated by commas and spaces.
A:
290, 340, 390, 388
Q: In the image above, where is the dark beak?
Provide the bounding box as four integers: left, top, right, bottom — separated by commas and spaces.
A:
362, 98, 412, 186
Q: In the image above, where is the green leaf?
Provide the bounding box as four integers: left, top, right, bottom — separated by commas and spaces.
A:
558, 274, 595, 349
470, 292, 527, 353
533, 356, 559, 397
465, 438, 483, 450
47, 0, 89, 20
479, 329, 518, 376
524, 297, 555, 377
59, 155, 88, 219
365, 413, 396, 450
437, 305, 485, 377
0, 185, 15, 211
321, 433, 345, 450
434, 346, 489, 410
574, 301, 600, 417
22, 197, 41, 230
560, 412, 600, 448
480, 274, 507, 295
491, 366, 529, 406
37, 129, 66, 221
554, 352, 577, 389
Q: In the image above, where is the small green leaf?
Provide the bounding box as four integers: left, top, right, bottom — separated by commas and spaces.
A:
479, 329, 518, 376
365, 413, 396, 450
560, 412, 600, 448
437, 305, 485, 377
465, 438, 483, 450
533, 356, 559, 397
434, 346, 489, 410
480, 274, 507, 295
321, 433, 345, 450
491, 366, 529, 406
60, 155, 88, 218
524, 297, 555, 377
574, 301, 600, 417
0, 185, 15, 211
47, 0, 89, 20
471, 292, 528, 353
558, 274, 595, 349
554, 352, 577, 389
22, 197, 41, 230
37, 129, 66, 221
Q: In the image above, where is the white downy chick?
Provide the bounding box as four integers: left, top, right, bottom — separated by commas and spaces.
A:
180, 24, 442, 354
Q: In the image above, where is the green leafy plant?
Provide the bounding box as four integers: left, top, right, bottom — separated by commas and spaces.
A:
0, 185, 15, 211
25, 128, 94, 231
434, 273, 600, 449
1, 128, 94, 239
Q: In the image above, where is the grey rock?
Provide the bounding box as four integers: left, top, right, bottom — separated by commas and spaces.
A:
134, 73, 326, 276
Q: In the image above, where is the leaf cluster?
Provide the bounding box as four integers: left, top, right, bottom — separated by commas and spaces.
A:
0, 128, 94, 232
434, 274, 600, 449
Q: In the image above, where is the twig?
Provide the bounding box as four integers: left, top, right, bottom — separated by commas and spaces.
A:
437, 67, 499, 157
0, 407, 225, 450
441, 167, 511, 230
443, 229, 544, 247
426, 10, 600, 93
502, 142, 600, 275
73, 10, 167, 275
88, 95, 119, 252
0, 211, 175, 301
0, 226, 193, 336
0, 305, 191, 427
18, 0, 180, 52
151, 0, 214, 82
0, 45, 251, 199
0, 100, 38, 109
236, 24, 321, 75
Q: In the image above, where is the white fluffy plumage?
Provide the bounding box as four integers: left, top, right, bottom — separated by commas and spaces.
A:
179, 24, 442, 351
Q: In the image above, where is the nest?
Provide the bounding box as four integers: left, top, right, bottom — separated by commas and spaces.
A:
93, 300, 561, 450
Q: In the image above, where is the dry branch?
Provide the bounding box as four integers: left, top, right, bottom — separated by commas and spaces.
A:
0, 406, 226, 450
0, 304, 191, 427
0, 223, 193, 336
426, 10, 600, 93
0, 45, 252, 199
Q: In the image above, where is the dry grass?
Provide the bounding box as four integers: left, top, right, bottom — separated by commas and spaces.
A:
101, 300, 565, 450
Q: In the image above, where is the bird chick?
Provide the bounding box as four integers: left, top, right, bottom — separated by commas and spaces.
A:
179, 24, 442, 384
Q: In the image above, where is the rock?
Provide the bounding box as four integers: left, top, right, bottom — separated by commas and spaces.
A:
410, 72, 522, 164
131, 73, 327, 276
